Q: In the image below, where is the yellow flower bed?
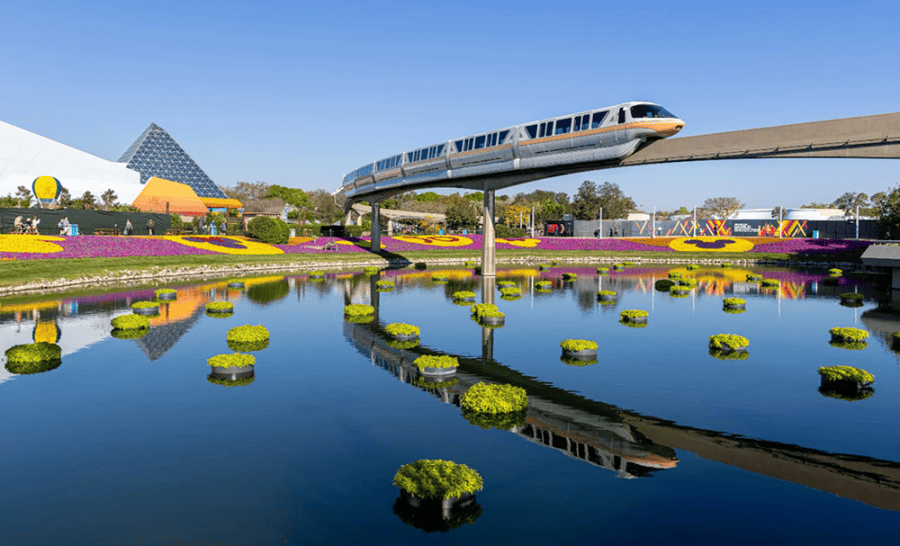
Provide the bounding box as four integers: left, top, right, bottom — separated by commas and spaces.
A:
392, 235, 473, 247
0, 235, 64, 254
496, 238, 542, 248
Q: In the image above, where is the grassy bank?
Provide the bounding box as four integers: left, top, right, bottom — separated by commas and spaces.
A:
0, 246, 870, 290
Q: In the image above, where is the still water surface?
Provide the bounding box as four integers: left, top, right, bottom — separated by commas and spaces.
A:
2, 265, 899, 544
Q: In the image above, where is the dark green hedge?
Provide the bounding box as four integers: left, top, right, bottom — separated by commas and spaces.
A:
247, 216, 290, 244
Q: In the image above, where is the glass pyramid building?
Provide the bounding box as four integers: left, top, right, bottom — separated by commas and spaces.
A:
118, 123, 228, 199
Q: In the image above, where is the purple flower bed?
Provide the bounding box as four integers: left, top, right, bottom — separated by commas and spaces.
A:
275, 236, 672, 254
1, 236, 218, 260
751, 239, 872, 254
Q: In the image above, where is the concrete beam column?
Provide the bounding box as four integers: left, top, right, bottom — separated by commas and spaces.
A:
482, 190, 496, 277
371, 202, 382, 253
343, 210, 352, 226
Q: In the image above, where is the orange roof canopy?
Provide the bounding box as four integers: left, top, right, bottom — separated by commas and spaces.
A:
201, 197, 243, 209
131, 177, 209, 216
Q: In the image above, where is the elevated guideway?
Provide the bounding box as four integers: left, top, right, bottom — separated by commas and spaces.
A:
341, 112, 900, 275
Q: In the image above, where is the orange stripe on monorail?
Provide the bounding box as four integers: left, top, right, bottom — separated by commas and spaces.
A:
448, 143, 513, 159
520, 120, 683, 147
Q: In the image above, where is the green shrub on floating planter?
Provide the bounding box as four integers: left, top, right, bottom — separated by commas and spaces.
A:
828, 268, 843, 276
470, 303, 499, 317
597, 290, 617, 297
155, 288, 177, 297
207, 353, 255, 368
479, 310, 505, 319
534, 281, 552, 289
461, 382, 528, 414
465, 261, 477, 268
829, 340, 869, 350
386, 338, 420, 350
376, 280, 394, 290
840, 292, 864, 301
227, 325, 270, 344
655, 279, 675, 292
414, 355, 459, 371
562, 272, 577, 280
463, 409, 527, 430
709, 348, 750, 360
385, 323, 420, 337
132, 301, 160, 310
829, 327, 869, 342
111, 314, 151, 330
414, 263, 427, 270
432, 274, 449, 282
561, 356, 598, 366
453, 291, 476, 300
5, 342, 62, 364
818, 365, 874, 384
226, 279, 244, 286
344, 304, 375, 317
670, 290, 690, 298
539, 263, 551, 270
309, 270, 325, 277
596, 267, 609, 274
686, 264, 700, 270
205, 302, 234, 316
393, 460, 483, 500
364, 266, 379, 275
612, 263, 624, 270
819, 387, 873, 401
709, 334, 749, 351
111, 328, 150, 340
620, 309, 649, 320
760, 279, 780, 288
746, 274, 762, 281
623, 261, 634, 266
560, 339, 598, 352
207, 375, 255, 388
723, 297, 746, 306
551, 261, 561, 266
500, 295, 521, 302
497, 280, 516, 287
676, 278, 698, 288
721, 262, 732, 268
668, 271, 682, 279
499, 287, 521, 296
414, 376, 458, 390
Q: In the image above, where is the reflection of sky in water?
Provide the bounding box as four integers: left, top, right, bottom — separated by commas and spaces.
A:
1, 268, 900, 543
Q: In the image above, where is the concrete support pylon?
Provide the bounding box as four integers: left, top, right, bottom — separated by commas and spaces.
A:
481, 190, 496, 276
371, 202, 381, 253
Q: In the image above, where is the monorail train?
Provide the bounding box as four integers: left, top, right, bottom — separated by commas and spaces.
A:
339, 101, 683, 201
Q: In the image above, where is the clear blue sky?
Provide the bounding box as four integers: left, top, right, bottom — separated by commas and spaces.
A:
2, 0, 898, 211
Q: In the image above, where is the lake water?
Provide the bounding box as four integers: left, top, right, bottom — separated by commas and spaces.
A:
2, 265, 899, 544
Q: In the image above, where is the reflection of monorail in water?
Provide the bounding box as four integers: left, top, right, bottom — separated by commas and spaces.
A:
338, 102, 683, 201
344, 321, 678, 478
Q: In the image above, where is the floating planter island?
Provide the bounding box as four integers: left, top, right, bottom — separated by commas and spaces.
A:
226, 325, 270, 352
205, 302, 235, 316
227, 279, 245, 289
208, 353, 255, 380
414, 355, 459, 379
4, 342, 63, 375
132, 301, 160, 316
308, 271, 325, 280
539, 264, 551, 271
534, 281, 552, 291
364, 266, 379, 275
452, 291, 476, 303
393, 459, 483, 512
596, 267, 609, 275
560, 339, 598, 364
746, 274, 762, 281
460, 382, 529, 429
432, 274, 449, 283
376, 280, 394, 291
829, 327, 869, 349
385, 322, 420, 341
723, 297, 747, 310
839, 292, 865, 306
471, 304, 505, 327
760, 279, 781, 289
612, 263, 625, 271
155, 288, 177, 301
818, 365, 874, 398
620, 309, 649, 325
562, 272, 577, 281
709, 334, 750, 355
344, 304, 375, 324
596, 290, 617, 302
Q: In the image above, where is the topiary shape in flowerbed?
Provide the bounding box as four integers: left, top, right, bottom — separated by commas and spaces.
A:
596, 267, 609, 274
655, 279, 675, 292
5, 343, 63, 374
452, 291, 477, 301
208, 353, 255, 369
414, 355, 459, 373
620, 309, 649, 323
461, 382, 528, 414
829, 327, 869, 343
111, 314, 151, 330
207, 375, 255, 388
376, 280, 394, 290
385, 323, 420, 339
709, 334, 749, 353
393, 459, 483, 501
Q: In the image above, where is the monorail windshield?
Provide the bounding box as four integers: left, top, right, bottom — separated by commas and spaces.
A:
631, 104, 677, 119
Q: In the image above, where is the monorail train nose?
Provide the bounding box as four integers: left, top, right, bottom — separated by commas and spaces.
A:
656, 119, 684, 137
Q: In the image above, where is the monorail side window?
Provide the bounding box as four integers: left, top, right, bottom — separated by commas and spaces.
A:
591, 112, 607, 128
538, 123, 546, 138
545, 121, 554, 135
437, 144, 445, 155
499, 130, 510, 143
454, 140, 463, 153
581, 116, 591, 131
555, 118, 571, 135
631, 104, 678, 119
468, 137, 474, 150
618, 109, 625, 124
474, 135, 486, 149
525, 125, 537, 139
573, 116, 581, 132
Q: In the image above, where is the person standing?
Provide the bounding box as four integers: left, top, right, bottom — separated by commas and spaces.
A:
147, 218, 155, 235
124, 219, 133, 236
